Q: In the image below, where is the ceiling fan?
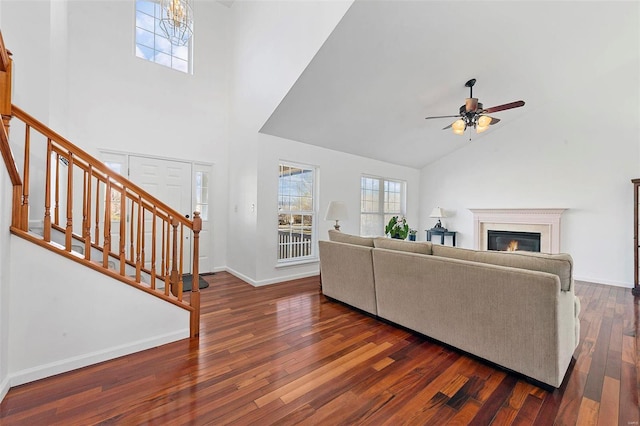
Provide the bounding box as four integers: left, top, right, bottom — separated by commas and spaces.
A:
425, 78, 525, 135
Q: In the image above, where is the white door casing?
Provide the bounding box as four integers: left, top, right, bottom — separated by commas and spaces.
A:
129, 155, 193, 274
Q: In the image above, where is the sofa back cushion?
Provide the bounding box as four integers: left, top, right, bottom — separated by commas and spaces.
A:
432, 245, 573, 291
328, 230, 374, 247
374, 237, 433, 255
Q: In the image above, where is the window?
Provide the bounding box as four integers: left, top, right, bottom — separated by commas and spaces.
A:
194, 168, 209, 220
360, 175, 406, 236
135, 0, 192, 74
278, 163, 316, 262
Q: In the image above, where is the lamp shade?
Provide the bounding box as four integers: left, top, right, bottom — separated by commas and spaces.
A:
325, 201, 348, 221
429, 207, 445, 218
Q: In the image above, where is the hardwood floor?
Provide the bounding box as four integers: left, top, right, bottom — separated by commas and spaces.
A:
1, 272, 638, 425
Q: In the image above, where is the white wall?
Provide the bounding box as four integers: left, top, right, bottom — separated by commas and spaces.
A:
2, 0, 231, 272
419, 46, 639, 286
0, 163, 11, 401
228, 0, 387, 284
8, 237, 190, 386
255, 134, 419, 285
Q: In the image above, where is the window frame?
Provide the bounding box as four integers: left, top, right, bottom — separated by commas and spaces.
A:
277, 161, 318, 265
134, 0, 193, 74
360, 174, 407, 237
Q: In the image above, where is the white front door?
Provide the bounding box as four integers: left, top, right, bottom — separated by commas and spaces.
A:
129, 155, 193, 273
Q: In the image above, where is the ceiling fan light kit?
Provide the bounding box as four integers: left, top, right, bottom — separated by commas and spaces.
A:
425, 78, 525, 136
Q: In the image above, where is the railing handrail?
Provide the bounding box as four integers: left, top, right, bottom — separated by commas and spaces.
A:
0, 31, 10, 73
11, 104, 193, 229
0, 118, 21, 186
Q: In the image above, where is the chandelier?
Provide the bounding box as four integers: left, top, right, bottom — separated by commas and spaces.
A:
159, 0, 193, 46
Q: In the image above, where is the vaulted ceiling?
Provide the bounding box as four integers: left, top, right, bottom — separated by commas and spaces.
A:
259, 1, 637, 169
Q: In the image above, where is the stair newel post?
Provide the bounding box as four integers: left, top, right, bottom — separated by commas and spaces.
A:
191, 211, 202, 337
119, 186, 126, 276
103, 179, 111, 268
65, 152, 74, 251
21, 124, 30, 231
84, 165, 92, 259
43, 139, 52, 242
170, 217, 179, 297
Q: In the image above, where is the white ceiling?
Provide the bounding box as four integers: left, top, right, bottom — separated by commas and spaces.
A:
260, 1, 637, 169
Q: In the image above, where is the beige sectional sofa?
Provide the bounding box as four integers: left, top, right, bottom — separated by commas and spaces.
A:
318, 230, 581, 388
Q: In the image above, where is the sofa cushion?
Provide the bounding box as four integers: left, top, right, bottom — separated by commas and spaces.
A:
374, 237, 432, 255
432, 245, 573, 291
328, 230, 374, 247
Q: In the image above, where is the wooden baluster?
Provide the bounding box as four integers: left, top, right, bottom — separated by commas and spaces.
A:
170, 217, 179, 297
129, 197, 135, 263
135, 196, 142, 283
21, 124, 30, 230
94, 179, 100, 245
119, 187, 126, 276
164, 219, 170, 296
84, 165, 92, 260
191, 211, 202, 337
54, 153, 60, 226
43, 139, 52, 242
103, 179, 111, 268
177, 223, 184, 301
141, 206, 146, 270
65, 153, 73, 251
151, 207, 157, 290
82, 168, 87, 248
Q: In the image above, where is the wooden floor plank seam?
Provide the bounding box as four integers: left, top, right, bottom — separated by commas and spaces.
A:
1, 273, 639, 425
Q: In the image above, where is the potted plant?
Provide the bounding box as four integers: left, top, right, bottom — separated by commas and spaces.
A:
409, 229, 417, 241
385, 216, 409, 240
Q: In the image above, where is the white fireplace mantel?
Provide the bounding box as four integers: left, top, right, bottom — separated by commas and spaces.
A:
469, 208, 567, 253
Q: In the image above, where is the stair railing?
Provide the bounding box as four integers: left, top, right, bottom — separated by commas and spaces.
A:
0, 31, 200, 337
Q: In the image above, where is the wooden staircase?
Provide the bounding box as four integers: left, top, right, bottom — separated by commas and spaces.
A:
0, 31, 201, 337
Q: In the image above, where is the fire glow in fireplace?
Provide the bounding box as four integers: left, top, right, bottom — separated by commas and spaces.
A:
487, 230, 541, 252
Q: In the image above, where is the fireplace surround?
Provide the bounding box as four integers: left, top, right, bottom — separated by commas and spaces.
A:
469, 208, 566, 254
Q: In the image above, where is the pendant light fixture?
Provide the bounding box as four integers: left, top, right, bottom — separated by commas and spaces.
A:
159, 0, 193, 46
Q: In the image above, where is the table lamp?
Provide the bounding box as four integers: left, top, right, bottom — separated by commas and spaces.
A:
325, 201, 348, 231
430, 207, 447, 231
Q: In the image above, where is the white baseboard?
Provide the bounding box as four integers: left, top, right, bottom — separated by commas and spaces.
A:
223, 267, 319, 287
224, 267, 257, 286
573, 276, 632, 288
8, 329, 189, 388
253, 270, 319, 286
0, 374, 9, 403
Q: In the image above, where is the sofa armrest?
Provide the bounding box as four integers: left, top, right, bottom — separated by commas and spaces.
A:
319, 241, 377, 315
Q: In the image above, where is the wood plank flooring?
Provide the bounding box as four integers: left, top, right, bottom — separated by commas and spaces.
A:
1, 272, 639, 425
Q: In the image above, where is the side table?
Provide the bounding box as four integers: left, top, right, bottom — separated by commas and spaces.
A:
426, 229, 456, 246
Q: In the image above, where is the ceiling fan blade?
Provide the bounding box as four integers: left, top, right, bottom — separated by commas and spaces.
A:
425, 114, 461, 120
482, 100, 525, 114
488, 117, 501, 125
442, 122, 454, 130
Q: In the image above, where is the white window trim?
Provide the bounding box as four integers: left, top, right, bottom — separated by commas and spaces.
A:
277, 161, 319, 265
360, 174, 407, 236
134, 0, 194, 74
